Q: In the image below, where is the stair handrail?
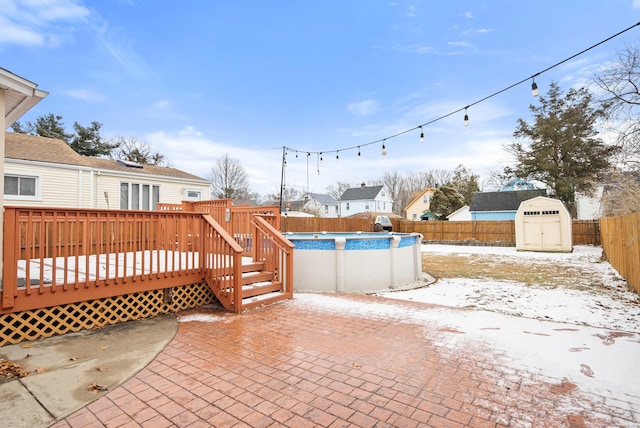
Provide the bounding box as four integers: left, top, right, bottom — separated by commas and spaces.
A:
251, 215, 294, 298
201, 214, 244, 312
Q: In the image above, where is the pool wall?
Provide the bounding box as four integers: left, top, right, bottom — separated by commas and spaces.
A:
288, 232, 424, 293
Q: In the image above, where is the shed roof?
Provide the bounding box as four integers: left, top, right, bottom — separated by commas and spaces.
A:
470, 189, 547, 212
5, 132, 208, 182
340, 185, 383, 201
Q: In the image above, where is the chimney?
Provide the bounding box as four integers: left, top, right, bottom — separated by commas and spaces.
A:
361, 182, 366, 188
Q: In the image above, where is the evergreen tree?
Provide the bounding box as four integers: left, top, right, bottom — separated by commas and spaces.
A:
450, 164, 480, 205
70, 121, 119, 157
11, 113, 72, 142
505, 82, 618, 215
429, 183, 465, 217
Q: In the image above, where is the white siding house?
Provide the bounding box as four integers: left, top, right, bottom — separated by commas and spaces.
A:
4, 132, 210, 209
339, 183, 393, 217
287, 193, 339, 217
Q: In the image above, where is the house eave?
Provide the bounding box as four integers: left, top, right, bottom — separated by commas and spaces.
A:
1, 68, 48, 127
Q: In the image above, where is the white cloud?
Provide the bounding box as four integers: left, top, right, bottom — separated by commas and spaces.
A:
61, 88, 105, 102
347, 99, 380, 117
0, 0, 90, 46
151, 99, 171, 110
462, 11, 472, 19
448, 41, 471, 48
0, 16, 43, 45
95, 23, 154, 80
634, 0, 640, 8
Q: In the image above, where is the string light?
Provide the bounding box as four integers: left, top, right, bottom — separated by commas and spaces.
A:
336, 151, 340, 162
278, 21, 640, 161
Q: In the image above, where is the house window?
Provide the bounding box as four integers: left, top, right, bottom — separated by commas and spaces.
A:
365, 204, 369, 210
412, 213, 417, 220
423, 195, 430, 204
120, 182, 160, 210
346, 203, 350, 210
4, 173, 41, 200
185, 189, 202, 201
324, 205, 328, 213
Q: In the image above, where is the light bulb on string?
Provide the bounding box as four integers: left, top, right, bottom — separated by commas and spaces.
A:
531, 78, 539, 97
381, 140, 387, 156
336, 151, 340, 162
419, 126, 424, 143
357, 146, 361, 159
463, 107, 469, 127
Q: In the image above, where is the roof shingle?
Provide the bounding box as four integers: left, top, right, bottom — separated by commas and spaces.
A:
5, 132, 208, 182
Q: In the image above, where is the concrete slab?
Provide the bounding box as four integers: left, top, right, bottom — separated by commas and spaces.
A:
0, 314, 177, 426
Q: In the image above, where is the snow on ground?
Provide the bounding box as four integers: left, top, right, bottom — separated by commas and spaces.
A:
295, 244, 640, 414
381, 244, 640, 332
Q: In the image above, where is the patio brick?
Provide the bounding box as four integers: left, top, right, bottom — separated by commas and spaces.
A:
57, 294, 636, 427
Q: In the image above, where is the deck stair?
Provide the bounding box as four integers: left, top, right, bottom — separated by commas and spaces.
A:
239, 261, 289, 310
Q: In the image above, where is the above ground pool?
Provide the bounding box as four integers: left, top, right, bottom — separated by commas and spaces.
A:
285, 231, 424, 293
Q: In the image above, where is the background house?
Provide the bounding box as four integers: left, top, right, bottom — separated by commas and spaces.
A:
404, 188, 436, 220
447, 205, 471, 221
287, 192, 339, 217
339, 183, 393, 217
469, 189, 547, 220
4, 132, 210, 209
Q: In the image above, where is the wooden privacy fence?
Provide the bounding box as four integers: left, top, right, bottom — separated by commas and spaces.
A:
281, 218, 601, 246
600, 212, 640, 294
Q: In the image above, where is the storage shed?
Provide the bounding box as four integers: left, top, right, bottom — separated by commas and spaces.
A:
515, 196, 572, 252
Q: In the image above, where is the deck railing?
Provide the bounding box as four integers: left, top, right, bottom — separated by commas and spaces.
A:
1, 208, 206, 313
250, 215, 294, 305
2, 204, 290, 314
159, 202, 280, 257
201, 214, 244, 312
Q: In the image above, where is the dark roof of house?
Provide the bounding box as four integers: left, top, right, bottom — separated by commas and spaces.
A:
307, 192, 338, 205
469, 189, 547, 212
340, 185, 383, 201
5, 132, 208, 182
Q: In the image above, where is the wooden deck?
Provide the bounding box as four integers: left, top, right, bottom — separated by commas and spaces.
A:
2, 206, 293, 315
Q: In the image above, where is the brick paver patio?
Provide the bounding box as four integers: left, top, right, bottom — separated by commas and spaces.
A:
53, 294, 636, 427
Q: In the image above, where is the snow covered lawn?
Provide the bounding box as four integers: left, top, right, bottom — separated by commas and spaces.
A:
381, 244, 639, 332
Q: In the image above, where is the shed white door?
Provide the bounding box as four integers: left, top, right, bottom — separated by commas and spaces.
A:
522, 213, 562, 251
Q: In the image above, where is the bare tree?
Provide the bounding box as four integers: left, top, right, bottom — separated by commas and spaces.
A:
267, 186, 300, 205
595, 45, 640, 169
209, 154, 251, 200
326, 182, 352, 201
110, 136, 166, 166
600, 172, 640, 216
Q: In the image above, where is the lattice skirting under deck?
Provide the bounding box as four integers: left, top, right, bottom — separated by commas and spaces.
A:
0, 283, 216, 347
